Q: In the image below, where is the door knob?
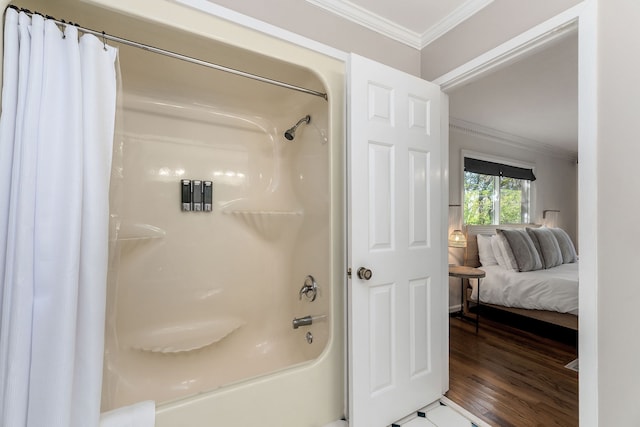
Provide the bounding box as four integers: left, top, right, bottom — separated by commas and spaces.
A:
357, 267, 373, 280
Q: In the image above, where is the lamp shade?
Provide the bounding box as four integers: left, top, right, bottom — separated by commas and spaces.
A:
448, 229, 467, 248
543, 210, 560, 228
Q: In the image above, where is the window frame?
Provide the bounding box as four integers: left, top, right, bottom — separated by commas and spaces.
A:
460, 150, 536, 226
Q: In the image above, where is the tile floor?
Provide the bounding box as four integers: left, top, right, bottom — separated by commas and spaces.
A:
395, 403, 485, 427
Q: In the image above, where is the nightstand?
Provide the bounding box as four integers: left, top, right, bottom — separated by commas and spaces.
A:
449, 265, 486, 332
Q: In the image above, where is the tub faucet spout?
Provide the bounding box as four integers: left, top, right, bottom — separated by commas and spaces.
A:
292, 315, 313, 329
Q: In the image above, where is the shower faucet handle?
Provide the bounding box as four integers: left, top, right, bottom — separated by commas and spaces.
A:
299, 275, 318, 302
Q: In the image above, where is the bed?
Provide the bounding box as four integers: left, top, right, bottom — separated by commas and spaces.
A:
464, 224, 578, 330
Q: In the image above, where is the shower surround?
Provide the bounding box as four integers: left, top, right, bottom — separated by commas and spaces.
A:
4, 0, 345, 425
104, 77, 331, 408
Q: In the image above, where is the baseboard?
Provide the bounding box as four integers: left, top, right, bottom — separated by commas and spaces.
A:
449, 304, 462, 313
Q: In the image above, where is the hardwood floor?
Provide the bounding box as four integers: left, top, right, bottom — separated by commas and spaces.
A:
446, 313, 578, 427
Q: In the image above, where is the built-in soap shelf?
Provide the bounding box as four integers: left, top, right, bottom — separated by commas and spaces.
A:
224, 210, 303, 240
110, 223, 166, 253
112, 223, 166, 242
126, 317, 244, 354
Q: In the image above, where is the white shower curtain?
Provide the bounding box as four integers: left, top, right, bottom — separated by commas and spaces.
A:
0, 9, 117, 427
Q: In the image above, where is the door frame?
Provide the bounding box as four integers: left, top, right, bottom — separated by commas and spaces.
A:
432, 2, 596, 425
432, 4, 581, 92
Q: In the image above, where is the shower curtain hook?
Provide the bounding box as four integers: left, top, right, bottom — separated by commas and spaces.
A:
102, 31, 107, 51
60, 19, 66, 39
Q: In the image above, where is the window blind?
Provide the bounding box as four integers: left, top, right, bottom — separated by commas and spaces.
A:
464, 157, 536, 181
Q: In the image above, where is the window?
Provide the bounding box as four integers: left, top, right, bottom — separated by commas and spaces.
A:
463, 157, 535, 225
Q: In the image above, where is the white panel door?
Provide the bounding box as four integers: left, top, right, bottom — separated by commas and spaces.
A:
348, 53, 445, 427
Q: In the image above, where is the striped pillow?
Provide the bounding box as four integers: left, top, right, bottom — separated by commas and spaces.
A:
549, 227, 577, 263
526, 227, 563, 269
497, 228, 543, 272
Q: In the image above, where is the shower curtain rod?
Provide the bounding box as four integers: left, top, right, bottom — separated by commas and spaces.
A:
8, 6, 329, 101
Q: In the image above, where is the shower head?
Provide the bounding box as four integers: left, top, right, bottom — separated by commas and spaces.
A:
284, 115, 311, 140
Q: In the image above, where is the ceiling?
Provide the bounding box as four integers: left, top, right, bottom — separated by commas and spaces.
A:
449, 32, 578, 155
309, 0, 579, 155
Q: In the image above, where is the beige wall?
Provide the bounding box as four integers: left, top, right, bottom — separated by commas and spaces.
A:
590, 0, 640, 424
191, 0, 583, 81
201, 0, 421, 76
420, 0, 582, 81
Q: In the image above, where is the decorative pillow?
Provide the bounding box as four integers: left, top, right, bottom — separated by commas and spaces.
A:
477, 234, 498, 266
494, 231, 518, 271
497, 228, 543, 272
491, 235, 507, 268
549, 227, 578, 263
526, 227, 563, 269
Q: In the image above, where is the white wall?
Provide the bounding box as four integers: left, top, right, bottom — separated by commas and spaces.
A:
587, 0, 640, 424
448, 125, 578, 309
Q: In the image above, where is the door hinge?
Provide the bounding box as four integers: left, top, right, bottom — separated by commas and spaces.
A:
347, 268, 352, 278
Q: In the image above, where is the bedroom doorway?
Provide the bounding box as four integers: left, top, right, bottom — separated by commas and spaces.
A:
433, 3, 588, 425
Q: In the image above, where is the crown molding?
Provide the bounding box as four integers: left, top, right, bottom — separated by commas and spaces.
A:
450, 117, 578, 162
306, 0, 493, 50
420, 0, 493, 47
306, 0, 422, 49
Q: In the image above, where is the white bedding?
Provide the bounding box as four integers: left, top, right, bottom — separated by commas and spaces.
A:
469, 262, 578, 315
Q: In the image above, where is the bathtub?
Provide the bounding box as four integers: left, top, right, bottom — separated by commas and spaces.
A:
3, 0, 346, 426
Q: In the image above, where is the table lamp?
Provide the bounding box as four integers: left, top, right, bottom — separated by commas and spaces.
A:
448, 229, 467, 248
448, 229, 467, 266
